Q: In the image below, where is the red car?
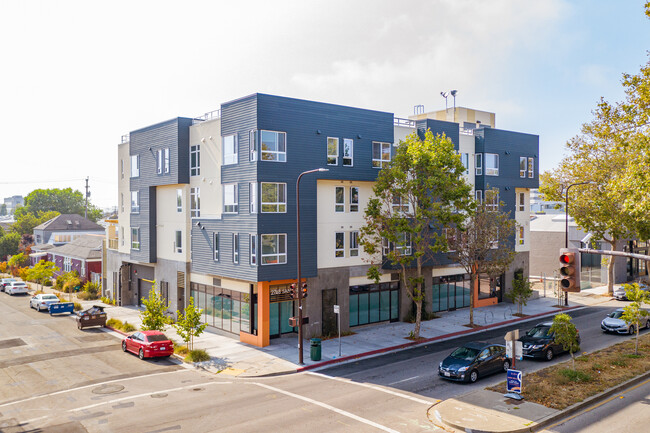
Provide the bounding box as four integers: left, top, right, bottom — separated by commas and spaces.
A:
122, 331, 174, 360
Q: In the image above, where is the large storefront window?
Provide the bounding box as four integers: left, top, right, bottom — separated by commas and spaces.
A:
432, 275, 471, 312
349, 282, 399, 327
269, 284, 297, 338
190, 283, 251, 334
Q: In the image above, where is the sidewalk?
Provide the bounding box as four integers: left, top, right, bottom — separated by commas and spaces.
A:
61, 283, 615, 378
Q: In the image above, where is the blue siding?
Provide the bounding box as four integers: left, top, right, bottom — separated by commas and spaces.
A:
417, 119, 460, 149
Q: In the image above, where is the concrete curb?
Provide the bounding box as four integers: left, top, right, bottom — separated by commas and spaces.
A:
431, 363, 650, 433
296, 306, 581, 373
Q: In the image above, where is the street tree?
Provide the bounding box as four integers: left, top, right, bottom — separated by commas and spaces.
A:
360, 129, 473, 339
8, 252, 29, 269
11, 210, 60, 236
620, 283, 650, 355
446, 189, 517, 326
174, 297, 207, 351
17, 188, 102, 222
505, 274, 534, 315
27, 261, 59, 292
140, 283, 170, 331
550, 313, 581, 370
0, 232, 20, 260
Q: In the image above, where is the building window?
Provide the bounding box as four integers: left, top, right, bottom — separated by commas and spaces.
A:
261, 183, 286, 213
475, 190, 483, 204
485, 153, 499, 176
485, 189, 499, 211
175, 230, 182, 253
250, 182, 258, 214
528, 157, 534, 178
156, 149, 169, 174
518, 226, 525, 245
350, 187, 359, 212
121, 193, 124, 213
395, 233, 412, 256
261, 234, 287, 265
131, 227, 140, 250
461, 153, 469, 175
233, 233, 239, 264
519, 192, 525, 212
213, 232, 219, 261
327, 137, 339, 165
343, 138, 353, 166
250, 234, 257, 265
190, 145, 200, 176
335, 232, 345, 257
130, 154, 139, 177
260, 130, 286, 162
335, 187, 344, 212
120, 226, 124, 246
520, 157, 527, 178
190, 187, 200, 217
177, 189, 183, 212
392, 195, 410, 213
224, 184, 238, 213
475, 153, 482, 176
131, 191, 139, 213
224, 134, 238, 165
120, 159, 124, 179
249, 130, 258, 161
372, 142, 391, 168
350, 231, 359, 257
63, 257, 72, 273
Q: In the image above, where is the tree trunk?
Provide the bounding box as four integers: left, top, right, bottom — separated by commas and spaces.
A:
469, 267, 476, 327
635, 324, 639, 355
414, 299, 422, 339
607, 240, 616, 296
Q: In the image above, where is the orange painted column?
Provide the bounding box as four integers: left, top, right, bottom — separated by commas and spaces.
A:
240, 281, 270, 347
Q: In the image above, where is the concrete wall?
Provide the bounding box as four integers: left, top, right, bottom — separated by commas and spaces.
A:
156, 185, 190, 263
189, 118, 222, 218
303, 267, 351, 338
118, 142, 131, 254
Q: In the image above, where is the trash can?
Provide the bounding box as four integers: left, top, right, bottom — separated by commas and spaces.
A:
310, 338, 321, 361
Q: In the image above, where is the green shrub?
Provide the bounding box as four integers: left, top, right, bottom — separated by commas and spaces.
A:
122, 321, 136, 332
184, 349, 210, 363
174, 344, 189, 356
43, 279, 53, 287
73, 302, 83, 311
106, 318, 123, 328
77, 292, 91, 300
83, 281, 101, 300
558, 368, 592, 382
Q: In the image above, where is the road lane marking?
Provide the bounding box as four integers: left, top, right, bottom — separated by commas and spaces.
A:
251, 381, 401, 433
0, 369, 193, 409
388, 376, 420, 385
308, 372, 435, 405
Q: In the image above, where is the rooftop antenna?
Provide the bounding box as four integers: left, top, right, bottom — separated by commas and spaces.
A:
450, 90, 458, 123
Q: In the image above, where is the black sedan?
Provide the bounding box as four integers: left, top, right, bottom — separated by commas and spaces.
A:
519, 322, 580, 361
438, 342, 510, 383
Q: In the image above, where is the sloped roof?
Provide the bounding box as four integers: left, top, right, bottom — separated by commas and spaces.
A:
33, 214, 104, 232
47, 234, 103, 260
31, 243, 55, 252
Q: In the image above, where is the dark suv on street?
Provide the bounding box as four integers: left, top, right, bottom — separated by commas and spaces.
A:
519, 322, 580, 361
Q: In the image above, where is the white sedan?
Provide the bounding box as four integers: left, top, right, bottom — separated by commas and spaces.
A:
601, 308, 650, 334
30, 294, 61, 311
5, 282, 28, 295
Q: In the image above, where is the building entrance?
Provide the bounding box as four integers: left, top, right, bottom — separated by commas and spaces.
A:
269, 283, 297, 338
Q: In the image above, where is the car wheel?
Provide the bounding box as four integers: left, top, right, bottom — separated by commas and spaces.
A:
629, 325, 635, 335
77, 321, 82, 330
122, 341, 127, 352
503, 359, 511, 372
139, 349, 145, 360
545, 348, 554, 361
469, 370, 479, 383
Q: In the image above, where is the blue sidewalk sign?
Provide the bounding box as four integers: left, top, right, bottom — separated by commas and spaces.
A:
506, 369, 522, 394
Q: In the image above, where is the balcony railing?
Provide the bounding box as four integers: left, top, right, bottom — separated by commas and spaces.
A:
193, 109, 221, 124
121, 133, 130, 143
108, 238, 119, 250
394, 117, 416, 128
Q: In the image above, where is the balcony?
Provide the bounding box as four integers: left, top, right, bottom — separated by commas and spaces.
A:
108, 238, 119, 250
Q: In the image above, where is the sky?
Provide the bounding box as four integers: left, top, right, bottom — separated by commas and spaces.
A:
1, 0, 648, 210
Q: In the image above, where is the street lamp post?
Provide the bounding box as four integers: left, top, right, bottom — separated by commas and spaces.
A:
564, 181, 594, 305
296, 168, 328, 365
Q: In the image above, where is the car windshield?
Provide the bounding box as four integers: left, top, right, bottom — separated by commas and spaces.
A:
147, 334, 169, 342
43, 295, 59, 300
526, 326, 551, 338
608, 311, 624, 319
450, 346, 480, 361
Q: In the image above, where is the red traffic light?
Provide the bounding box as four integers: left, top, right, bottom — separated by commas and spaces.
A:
559, 253, 574, 265
559, 248, 580, 292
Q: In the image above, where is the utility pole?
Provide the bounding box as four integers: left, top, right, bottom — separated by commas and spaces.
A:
85, 177, 89, 219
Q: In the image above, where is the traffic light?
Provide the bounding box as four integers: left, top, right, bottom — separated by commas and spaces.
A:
289, 283, 296, 299
559, 248, 581, 292
301, 283, 308, 298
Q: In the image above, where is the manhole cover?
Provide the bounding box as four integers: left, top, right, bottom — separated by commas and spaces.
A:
92, 384, 125, 395
151, 393, 168, 398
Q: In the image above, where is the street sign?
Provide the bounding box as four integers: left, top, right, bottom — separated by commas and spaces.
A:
333, 305, 340, 314
506, 341, 523, 360
506, 369, 522, 394
505, 330, 519, 341
333, 305, 341, 356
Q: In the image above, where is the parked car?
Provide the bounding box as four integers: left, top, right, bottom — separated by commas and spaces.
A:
613, 283, 650, 301
122, 331, 174, 360
438, 342, 510, 383
5, 281, 29, 296
0, 278, 17, 292
601, 308, 650, 334
519, 322, 580, 361
30, 293, 61, 312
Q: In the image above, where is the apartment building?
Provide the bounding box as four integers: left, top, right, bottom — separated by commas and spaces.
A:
105, 93, 538, 347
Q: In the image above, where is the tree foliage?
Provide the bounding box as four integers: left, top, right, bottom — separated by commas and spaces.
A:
0, 232, 20, 259
550, 313, 581, 370
17, 188, 102, 222
447, 190, 517, 326
505, 274, 534, 315
620, 283, 650, 355
11, 210, 60, 236
27, 261, 59, 291
174, 297, 207, 351
140, 283, 170, 331
8, 252, 28, 268
360, 129, 473, 339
